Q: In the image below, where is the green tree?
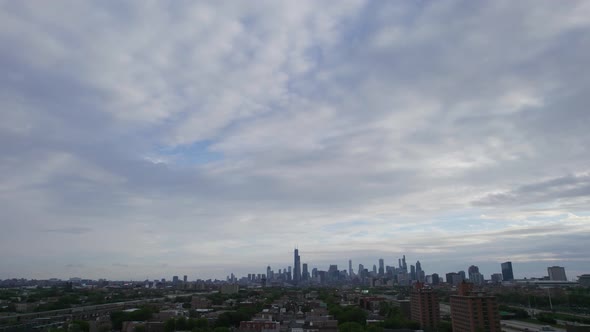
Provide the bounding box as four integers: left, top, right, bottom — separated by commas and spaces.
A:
438, 320, 453, 332
366, 325, 383, 332
70, 320, 90, 332
215, 311, 250, 328
339, 322, 365, 332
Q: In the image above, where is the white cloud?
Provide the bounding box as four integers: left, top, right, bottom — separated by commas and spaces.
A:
0, 0, 589, 279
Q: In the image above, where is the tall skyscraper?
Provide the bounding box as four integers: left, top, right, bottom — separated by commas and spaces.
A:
547, 266, 567, 281
501, 262, 514, 281
450, 282, 501, 332
379, 258, 385, 276
416, 261, 423, 282
458, 270, 466, 281
402, 255, 408, 271
468, 265, 484, 285
373, 264, 377, 275
358, 264, 364, 278
432, 273, 440, 285
293, 248, 301, 283
302, 263, 309, 280
329, 265, 339, 280
348, 260, 353, 277
267, 266, 272, 280
410, 282, 440, 330
410, 265, 416, 281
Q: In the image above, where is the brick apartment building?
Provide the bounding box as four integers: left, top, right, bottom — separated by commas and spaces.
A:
410, 282, 440, 330
450, 282, 501, 332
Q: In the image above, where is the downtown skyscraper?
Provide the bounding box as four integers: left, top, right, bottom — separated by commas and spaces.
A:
501, 261, 514, 281
293, 248, 301, 283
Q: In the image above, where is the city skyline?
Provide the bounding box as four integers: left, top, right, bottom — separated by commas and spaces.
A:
2, 1, 590, 280
0, 248, 581, 283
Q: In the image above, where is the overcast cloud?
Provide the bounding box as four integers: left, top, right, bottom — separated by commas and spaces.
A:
1, 0, 589, 281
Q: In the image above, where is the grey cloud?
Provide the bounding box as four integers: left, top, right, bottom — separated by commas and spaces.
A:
1, 1, 590, 279
474, 174, 590, 206
42, 227, 93, 235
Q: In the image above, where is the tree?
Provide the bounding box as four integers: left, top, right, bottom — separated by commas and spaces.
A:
70, 320, 90, 332
438, 321, 453, 332
339, 322, 365, 332
366, 325, 383, 332
215, 311, 250, 327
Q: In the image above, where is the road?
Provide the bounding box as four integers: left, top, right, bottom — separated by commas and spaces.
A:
501, 320, 564, 332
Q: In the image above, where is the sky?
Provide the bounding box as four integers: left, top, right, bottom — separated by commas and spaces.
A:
1, 0, 590, 281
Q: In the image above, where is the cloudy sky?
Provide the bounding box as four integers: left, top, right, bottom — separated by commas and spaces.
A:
1, 0, 590, 281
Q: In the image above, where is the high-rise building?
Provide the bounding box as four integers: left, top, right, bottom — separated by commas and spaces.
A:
446, 272, 456, 285
302, 263, 309, 281
267, 266, 272, 280
293, 249, 301, 283
547, 266, 567, 281
458, 270, 466, 281
450, 282, 501, 332
372, 264, 377, 275
402, 255, 408, 271
468, 266, 484, 285
410, 282, 440, 330
491, 273, 503, 284
501, 262, 514, 281
410, 265, 416, 281
446, 272, 464, 286
416, 261, 424, 282
432, 273, 440, 285
349, 260, 353, 277
379, 258, 384, 276
329, 265, 339, 280
358, 264, 364, 278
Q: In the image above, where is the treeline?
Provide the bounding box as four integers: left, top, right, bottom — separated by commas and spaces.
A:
161, 317, 229, 332
498, 305, 529, 319
110, 305, 159, 330
161, 303, 262, 332
318, 289, 453, 332
496, 288, 590, 313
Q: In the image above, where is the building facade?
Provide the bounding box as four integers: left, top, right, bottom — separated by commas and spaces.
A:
410, 282, 440, 330
501, 262, 514, 281
293, 249, 301, 283
548, 266, 567, 281
450, 282, 501, 332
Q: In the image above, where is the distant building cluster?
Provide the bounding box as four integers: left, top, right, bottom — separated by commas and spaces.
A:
1, 249, 589, 332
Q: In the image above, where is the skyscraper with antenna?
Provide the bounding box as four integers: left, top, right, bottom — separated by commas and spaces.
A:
293, 247, 301, 284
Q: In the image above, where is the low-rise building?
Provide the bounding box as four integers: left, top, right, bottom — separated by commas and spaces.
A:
239, 320, 280, 332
